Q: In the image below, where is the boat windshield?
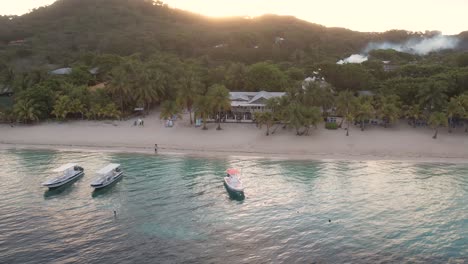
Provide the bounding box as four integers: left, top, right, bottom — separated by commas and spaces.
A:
226, 168, 240, 177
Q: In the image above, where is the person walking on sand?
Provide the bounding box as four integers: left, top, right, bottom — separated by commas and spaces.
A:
141, 120, 144, 127
154, 144, 158, 153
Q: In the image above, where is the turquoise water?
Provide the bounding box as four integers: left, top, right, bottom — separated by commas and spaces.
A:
0, 149, 467, 263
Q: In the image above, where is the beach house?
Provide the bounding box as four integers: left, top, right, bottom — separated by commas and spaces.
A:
228, 91, 286, 121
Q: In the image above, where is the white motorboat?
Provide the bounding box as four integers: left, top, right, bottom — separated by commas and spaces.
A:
90, 163, 123, 189
42, 163, 84, 188
224, 168, 244, 193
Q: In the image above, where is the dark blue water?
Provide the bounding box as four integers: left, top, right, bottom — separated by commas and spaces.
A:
0, 149, 466, 263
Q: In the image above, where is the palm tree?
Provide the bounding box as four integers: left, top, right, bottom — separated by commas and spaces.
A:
134, 67, 161, 114
51, 95, 72, 120
160, 100, 182, 121
345, 112, 354, 136
87, 104, 102, 120
355, 97, 375, 131
378, 103, 400, 128
265, 97, 285, 134
255, 111, 275, 136
108, 66, 131, 113
270, 96, 290, 132
459, 94, 468, 132
13, 99, 41, 123
335, 90, 356, 128
101, 103, 121, 119
70, 99, 86, 119
207, 84, 231, 130
429, 112, 448, 139
302, 106, 322, 135
376, 95, 401, 128
446, 97, 464, 133
417, 80, 447, 112
303, 81, 335, 110
194, 95, 213, 130
405, 104, 423, 128
176, 68, 202, 124
286, 102, 304, 135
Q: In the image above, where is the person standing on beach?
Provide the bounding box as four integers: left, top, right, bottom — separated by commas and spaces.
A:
154, 144, 158, 153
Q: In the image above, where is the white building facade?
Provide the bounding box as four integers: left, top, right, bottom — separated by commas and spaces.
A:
228, 91, 286, 121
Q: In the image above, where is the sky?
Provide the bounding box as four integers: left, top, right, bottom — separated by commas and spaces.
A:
2, 0, 468, 34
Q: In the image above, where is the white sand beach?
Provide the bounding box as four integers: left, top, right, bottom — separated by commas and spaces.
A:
1, 112, 468, 162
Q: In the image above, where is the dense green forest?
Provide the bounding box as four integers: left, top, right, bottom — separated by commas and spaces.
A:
1, 0, 468, 138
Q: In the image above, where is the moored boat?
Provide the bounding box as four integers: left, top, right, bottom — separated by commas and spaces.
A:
42, 163, 84, 189
90, 163, 123, 189
224, 168, 244, 193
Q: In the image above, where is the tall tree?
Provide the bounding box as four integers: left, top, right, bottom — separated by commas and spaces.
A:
354, 96, 375, 131
225, 62, 248, 91
376, 95, 401, 128
446, 97, 464, 133
246, 62, 288, 91
51, 95, 73, 120
405, 104, 424, 128
335, 90, 357, 129
160, 100, 182, 121
417, 80, 448, 112
176, 66, 202, 124
108, 66, 131, 113
255, 111, 275, 136
13, 99, 41, 123
134, 63, 162, 113
345, 112, 354, 136
207, 84, 231, 130
428, 112, 448, 139
194, 95, 213, 130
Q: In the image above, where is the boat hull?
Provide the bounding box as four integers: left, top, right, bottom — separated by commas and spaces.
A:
43, 171, 84, 189
224, 177, 244, 193
91, 172, 124, 189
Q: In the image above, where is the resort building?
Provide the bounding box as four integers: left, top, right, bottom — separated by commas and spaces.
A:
228, 91, 286, 121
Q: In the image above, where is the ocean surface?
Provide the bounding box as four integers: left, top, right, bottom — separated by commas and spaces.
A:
0, 149, 466, 264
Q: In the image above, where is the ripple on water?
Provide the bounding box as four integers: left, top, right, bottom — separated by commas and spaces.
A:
0, 150, 467, 263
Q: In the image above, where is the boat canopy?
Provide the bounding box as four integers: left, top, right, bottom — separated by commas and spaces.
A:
52, 163, 77, 172
226, 168, 240, 175
96, 163, 121, 174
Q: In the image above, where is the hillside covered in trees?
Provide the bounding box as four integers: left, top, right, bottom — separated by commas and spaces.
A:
1, 0, 468, 137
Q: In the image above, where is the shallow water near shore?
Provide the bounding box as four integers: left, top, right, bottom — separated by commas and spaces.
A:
0, 149, 467, 263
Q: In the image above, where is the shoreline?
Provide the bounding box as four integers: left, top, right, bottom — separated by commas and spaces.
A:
2, 142, 468, 164
2, 111, 468, 164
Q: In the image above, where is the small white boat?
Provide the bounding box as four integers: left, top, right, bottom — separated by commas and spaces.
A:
42, 163, 84, 188
224, 168, 244, 193
90, 163, 123, 189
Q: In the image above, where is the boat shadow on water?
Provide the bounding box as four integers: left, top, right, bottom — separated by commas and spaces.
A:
224, 183, 245, 201
92, 177, 123, 198
43, 174, 84, 198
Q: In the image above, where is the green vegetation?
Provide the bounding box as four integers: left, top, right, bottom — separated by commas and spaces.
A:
325, 122, 338, 130
1, 0, 468, 140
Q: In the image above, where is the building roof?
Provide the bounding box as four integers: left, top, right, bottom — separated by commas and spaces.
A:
357, 90, 375, 97
248, 91, 285, 104
229, 91, 286, 105
0, 85, 12, 95
49, 67, 100, 75
50, 67, 72, 75
230, 92, 255, 101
